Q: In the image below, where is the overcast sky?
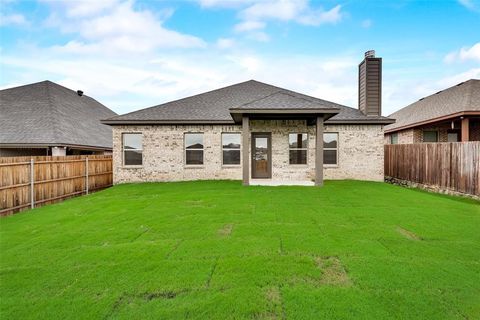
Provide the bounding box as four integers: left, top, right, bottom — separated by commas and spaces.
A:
1, 0, 479, 116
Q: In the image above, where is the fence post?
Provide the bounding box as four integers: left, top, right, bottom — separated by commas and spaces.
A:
30, 158, 34, 209
86, 157, 89, 195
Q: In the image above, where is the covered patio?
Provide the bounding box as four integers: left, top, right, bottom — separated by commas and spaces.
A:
229, 92, 340, 186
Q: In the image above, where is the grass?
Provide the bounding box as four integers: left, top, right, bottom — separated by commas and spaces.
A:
1, 180, 479, 319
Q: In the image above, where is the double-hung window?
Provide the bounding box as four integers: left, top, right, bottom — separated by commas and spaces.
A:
323, 133, 338, 165
222, 133, 241, 165
185, 133, 204, 165
289, 133, 308, 165
123, 133, 143, 166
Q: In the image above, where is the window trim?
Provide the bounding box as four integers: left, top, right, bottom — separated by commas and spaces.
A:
221, 132, 241, 167
323, 132, 339, 167
422, 130, 438, 143
288, 133, 308, 165
184, 132, 205, 167
122, 132, 143, 168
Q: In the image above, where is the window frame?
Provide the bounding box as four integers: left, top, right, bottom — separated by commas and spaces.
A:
122, 132, 143, 167
390, 132, 399, 144
288, 133, 308, 165
423, 130, 438, 143
221, 132, 241, 166
184, 132, 205, 166
323, 132, 339, 167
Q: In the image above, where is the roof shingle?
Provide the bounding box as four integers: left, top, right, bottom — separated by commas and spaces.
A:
385, 79, 480, 132
0, 80, 117, 149
104, 80, 393, 124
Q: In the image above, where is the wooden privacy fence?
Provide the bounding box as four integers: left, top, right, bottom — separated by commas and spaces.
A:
0, 155, 112, 215
385, 142, 480, 196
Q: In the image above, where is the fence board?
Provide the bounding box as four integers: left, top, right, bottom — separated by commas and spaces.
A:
0, 155, 112, 215
385, 142, 480, 196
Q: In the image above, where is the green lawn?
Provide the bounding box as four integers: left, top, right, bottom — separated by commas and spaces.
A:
1, 181, 479, 319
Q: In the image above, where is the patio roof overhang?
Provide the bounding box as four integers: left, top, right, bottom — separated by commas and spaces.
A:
229, 108, 340, 124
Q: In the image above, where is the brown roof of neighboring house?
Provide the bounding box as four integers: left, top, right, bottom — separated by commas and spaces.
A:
103, 80, 393, 125
385, 79, 480, 133
0, 80, 117, 149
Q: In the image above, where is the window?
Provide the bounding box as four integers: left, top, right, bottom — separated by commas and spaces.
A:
447, 130, 459, 142
123, 133, 143, 166
289, 133, 308, 165
323, 133, 338, 165
390, 133, 398, 144
222, 133, 241, 165
185, 133, 204, 165
423, 131, 438, 142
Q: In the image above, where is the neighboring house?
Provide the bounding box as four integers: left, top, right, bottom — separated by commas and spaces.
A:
0, 81, 117, 157
103, 51, 394, 186
385, 79, 480, 144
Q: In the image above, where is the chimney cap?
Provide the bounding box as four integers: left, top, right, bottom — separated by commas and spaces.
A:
77, 90, 84, 96
364, 50, 375, 58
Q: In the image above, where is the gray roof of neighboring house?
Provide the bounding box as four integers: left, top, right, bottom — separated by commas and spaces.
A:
385, 79, 480, 132
103, 80, 393, 125
0, 80, 117, 149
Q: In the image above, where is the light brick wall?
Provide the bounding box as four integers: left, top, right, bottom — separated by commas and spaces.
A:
385, 129, 416, 144
112, 121, 385, 184
324, 124, 384, 181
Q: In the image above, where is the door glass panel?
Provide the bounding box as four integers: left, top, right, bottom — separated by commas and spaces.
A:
255, 138, 268, 160
253, 136, 269, 177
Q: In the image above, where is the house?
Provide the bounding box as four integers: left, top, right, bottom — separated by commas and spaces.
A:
103, 51, 394, 186
384, 79, 480, 144
0, 80, 117, 157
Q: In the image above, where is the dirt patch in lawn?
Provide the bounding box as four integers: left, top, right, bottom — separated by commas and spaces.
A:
218, 224, 234, 237
316, 256, 352, 286
397, 226, 422, 241
265, 286, 281, 304
258, 286, 284, 320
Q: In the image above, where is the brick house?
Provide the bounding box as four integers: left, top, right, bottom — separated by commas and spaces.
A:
385, 79, 480, 144
103, 51, 394, 186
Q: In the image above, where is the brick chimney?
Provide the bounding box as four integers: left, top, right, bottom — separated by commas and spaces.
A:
358, 50, 382, 116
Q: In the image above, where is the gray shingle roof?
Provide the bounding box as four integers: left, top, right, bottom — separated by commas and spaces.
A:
104, 80, 393, 124
385, 79, 480, 132
0, 80, 116, 149
233, 91, 336, 110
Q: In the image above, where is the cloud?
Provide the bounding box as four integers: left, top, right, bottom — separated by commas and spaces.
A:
0, 13, 28, 26
1, 47, 362, 114
54, 0, 120, 18
240, 1, 343, 26
197, 0, 255, 8
44, 0, 205, 54
198, 1, 343, 41
296, 5, 343, 26
444, 42, 480, 63
216, 37, 236, 49
234, 20, 265, 32
458, 0, 479, 11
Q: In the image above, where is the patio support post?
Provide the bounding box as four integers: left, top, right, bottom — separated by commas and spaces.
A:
242, 115, 249, 186
30, 158, 34, 209
461, 117, 470, 142
315, 116, 324, 186
85, 157, 89, 195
